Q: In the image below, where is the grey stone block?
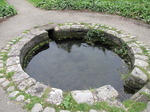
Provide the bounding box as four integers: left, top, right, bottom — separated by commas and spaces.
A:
7, 86, 15, 92
43, 107, 55, 112
2, 80, 10, 87
6, 56, 20, 66
9, 91, 19, 98
71, 90, 94, 105
18, 78, 36, 91
46, 88, 63, 105
31, 103, 43, 112
93, 85, 119, 102
12, 71, 29, 84
26, 82, 47, 97
16, 95, 25, 102
7, 64, 22, 73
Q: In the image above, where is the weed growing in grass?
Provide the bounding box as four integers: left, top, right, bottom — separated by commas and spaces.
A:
60, 93, 78, 110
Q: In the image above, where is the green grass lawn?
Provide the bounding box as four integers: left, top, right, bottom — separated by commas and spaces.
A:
28, 0, 150, 24
0, 0, 17, 17
0, 0, 8, 6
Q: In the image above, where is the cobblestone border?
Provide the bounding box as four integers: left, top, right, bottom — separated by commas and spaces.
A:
0, 23, 150, 112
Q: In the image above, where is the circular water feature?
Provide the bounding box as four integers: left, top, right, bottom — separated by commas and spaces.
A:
2, 23, 149, 108
25, 39, 129, 91
24, 38, 133, 100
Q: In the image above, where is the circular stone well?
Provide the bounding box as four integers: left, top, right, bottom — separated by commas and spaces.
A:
1, 23, 149, 108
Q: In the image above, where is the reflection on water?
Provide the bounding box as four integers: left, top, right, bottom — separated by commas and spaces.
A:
25, 39, 132, 100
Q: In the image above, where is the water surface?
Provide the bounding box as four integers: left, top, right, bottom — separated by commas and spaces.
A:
25, 39, 132, 100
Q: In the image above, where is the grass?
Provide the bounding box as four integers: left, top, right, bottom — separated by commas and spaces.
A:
0, 0, 7, 6
28, 0, 150, 24
28, 0, 43, 6
58, 93, 125, 112
6, 72, 15, 79
123, 100, 147, 112
0, 0, 17, 17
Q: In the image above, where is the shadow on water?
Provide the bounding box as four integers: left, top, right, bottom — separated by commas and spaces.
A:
25, 39, 134, 101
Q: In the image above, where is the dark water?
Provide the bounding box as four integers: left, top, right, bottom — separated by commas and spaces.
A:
25, 39, 133, 100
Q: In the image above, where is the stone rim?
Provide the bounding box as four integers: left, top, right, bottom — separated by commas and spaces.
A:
0, 23, 150, 111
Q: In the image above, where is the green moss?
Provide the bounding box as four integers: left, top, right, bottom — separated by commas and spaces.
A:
42, 87, 51, 99
0, 0, 8, 6
140, 46, 149, 56
123, 100, 147, 112
140, 92, 150, 100
5, 82, 15, 90
6, 72, 15, 79
0, 69, 5, 74
93, 102, 125, 112
0, 53, 8, 62
10, 37, 23, 45
121, 73, 130, 80
23, 40, 50, 68
22, 30, 30, 34
33, 26, 39, 28
23, 94, 48, 110
0, 76, 4, 78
